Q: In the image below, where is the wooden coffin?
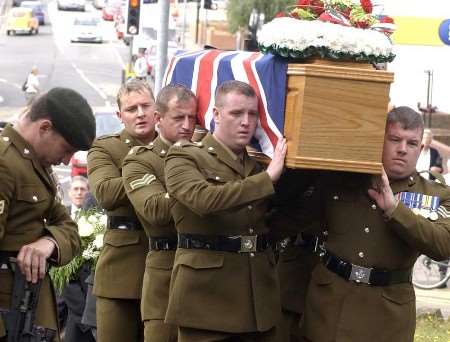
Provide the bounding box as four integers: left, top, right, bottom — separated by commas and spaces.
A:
252, 59, 394, 174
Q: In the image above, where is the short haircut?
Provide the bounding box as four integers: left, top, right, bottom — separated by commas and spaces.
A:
155, 84, 197, 116
386, 106, 424, 134
116, 79, 155, 110
26, 93, 49, 122
214, 80, 257, 108
71, 175, 89, 189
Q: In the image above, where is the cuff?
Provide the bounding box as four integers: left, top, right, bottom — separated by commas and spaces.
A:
40, 236, 60, 264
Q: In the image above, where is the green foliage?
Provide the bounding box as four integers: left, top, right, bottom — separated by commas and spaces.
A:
226, 0, 296, 33
415, 314, 450, 342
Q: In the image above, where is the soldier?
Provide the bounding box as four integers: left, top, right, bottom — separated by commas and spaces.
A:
266, 169, 321, 342
302, 106, 450, 341
0, 88, 95, 340
122, 84, 197, 342
164, 80, 287, 341
87, 79, 156, 342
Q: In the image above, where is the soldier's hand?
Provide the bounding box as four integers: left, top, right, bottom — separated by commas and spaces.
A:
17, 238, 56, 283
266, 137, 287, 183
368, 167, 398, 217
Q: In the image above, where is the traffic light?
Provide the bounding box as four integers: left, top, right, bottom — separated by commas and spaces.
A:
203, 0, 212, 10
127, 0, 140, 35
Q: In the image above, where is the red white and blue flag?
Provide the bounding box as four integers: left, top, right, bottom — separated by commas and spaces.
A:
163, 49, 288, 157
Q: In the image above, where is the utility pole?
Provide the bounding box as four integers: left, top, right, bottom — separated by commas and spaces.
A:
154, 0, 170, 95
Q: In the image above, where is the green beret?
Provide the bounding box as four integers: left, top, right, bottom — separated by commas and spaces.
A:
46, 87, 95, 151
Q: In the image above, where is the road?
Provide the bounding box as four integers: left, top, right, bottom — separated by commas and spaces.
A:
0, 0, 129, 122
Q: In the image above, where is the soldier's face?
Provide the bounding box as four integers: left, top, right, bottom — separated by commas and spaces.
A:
68, 180, 88, 208
213, 92, 258, 153
157, 97, 197, 143
117, 89, 156, 142
382, 122, 423, 180
36, 123, 77, 167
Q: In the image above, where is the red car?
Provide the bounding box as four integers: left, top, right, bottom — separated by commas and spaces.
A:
70, 110, 123, 177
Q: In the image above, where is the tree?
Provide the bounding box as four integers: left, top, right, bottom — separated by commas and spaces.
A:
226, 0, 295, 34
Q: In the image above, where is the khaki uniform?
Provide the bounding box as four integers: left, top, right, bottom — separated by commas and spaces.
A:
267, 169, 321, 342
164, 133, 280, 340
122, 136, 177, 342
302, 172, 450, 342
87, 130, 148, 342
0, 125, 81, 340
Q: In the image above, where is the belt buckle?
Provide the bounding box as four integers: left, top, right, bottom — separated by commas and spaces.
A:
349, 264, 372, 284
240, 235, 257, 253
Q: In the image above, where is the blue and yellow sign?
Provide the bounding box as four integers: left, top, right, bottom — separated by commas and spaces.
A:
438, 19, 450, 45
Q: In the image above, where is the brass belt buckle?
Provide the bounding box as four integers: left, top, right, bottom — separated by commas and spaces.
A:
349, 264, 372, 284
240, 235, 258, 253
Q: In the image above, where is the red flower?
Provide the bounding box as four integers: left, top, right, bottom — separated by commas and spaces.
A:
380, 16, 394, 24
360, 0, 373, 14
354, 20, 370, 28
275, 11, 287, 18
297, 0, 324, 15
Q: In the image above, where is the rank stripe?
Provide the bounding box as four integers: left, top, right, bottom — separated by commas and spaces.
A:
437, 206, 450, 218
129, 174, 156, 190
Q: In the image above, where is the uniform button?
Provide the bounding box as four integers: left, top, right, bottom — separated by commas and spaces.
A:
43, 218, 47, 223
249, 252, 255, 258
247, 205, 253, 210
215, 176, 221, 181
32, 195, 38, 202
164, 193, 170, 199
249, 228, 254, 234
323, 230, 329, 236
125, 139, 130, 144
409, 176, 414, 182
333, 195, 339, 200
371, 204, 377, 210
208, 146, 214, 152
149, 142, 154, 146
160, 150, 166, 155
364, 227, 370, 233
2, 137, 9, 141
24, 148, 30, 154
358, 252, 364, 258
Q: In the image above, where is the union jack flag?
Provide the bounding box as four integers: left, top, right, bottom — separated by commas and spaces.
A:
163, 50, 288, 157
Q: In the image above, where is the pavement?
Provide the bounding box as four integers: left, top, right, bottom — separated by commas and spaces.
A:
416, 286, 450, 320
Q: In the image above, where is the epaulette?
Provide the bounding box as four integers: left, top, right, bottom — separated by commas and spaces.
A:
420, 171, 447, 187
0, 138, 10, 155
96, 133, 121, 141
173, 140, 203, 148
128, 145, 153, 156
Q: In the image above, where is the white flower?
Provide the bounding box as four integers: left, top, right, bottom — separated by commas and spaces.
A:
99, 215, 107, 227
93, 234, 104, 249
87, 214, 99, 224
258, 17, 393, 58
78, 218, 95, 237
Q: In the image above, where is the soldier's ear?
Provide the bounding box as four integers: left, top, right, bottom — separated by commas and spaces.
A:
213, 107, 220, 126
116, 110, 122, 122
38, 119, 53, 135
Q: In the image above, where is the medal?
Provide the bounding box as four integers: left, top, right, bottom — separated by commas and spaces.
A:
429, 211, 439, 221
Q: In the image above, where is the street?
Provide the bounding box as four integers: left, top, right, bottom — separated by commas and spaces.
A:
0, 0, 129, 122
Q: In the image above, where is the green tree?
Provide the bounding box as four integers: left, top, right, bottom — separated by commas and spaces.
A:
226, 0, 296, 33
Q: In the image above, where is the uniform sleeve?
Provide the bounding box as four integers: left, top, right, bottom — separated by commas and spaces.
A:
388, 190, 450, 260
45, 200, 81, 266
87, 141, 128, 210
0, 157, 14, 241
122, 155, 174, 227
165, 147, 274, 216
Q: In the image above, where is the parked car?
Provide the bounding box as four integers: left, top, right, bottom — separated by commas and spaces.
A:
71, 15, 103, 43
20, 1, 45, 25
71, 110, 123, 177
57, 0, 86, 11
6, 7, 39, 35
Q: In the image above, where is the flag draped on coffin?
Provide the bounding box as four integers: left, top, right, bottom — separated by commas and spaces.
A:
163, 49, 288, 158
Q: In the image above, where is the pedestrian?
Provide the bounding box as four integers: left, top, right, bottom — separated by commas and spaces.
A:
24, 65, 40, 105
87, 79, 156, 342
301, 106, 450, 341
416, 128, 443, 180
0, 87, 96, 341
122, 84, 197, 342
61, 176, 96, 342
164, 80, 287, 341
133, 49, 148, 81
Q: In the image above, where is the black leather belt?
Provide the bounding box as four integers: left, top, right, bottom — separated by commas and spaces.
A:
322, 250, 412, 286
107, 216, 143, 231
178, 233, 271, 253
276, 234, 318, 252
149, 237, 177, 251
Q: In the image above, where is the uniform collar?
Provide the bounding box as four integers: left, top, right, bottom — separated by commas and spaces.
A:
1, 124, 36, 160
390, 173, 417, 194
120, 129, 155, 147
152, 135, 170, 158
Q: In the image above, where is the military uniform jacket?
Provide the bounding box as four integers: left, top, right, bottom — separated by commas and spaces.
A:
0, 125, 81, 334
302, 172, 450, 342
164, 133, 279, 333
122, 136, 176, 320
87, 129, 148, 299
